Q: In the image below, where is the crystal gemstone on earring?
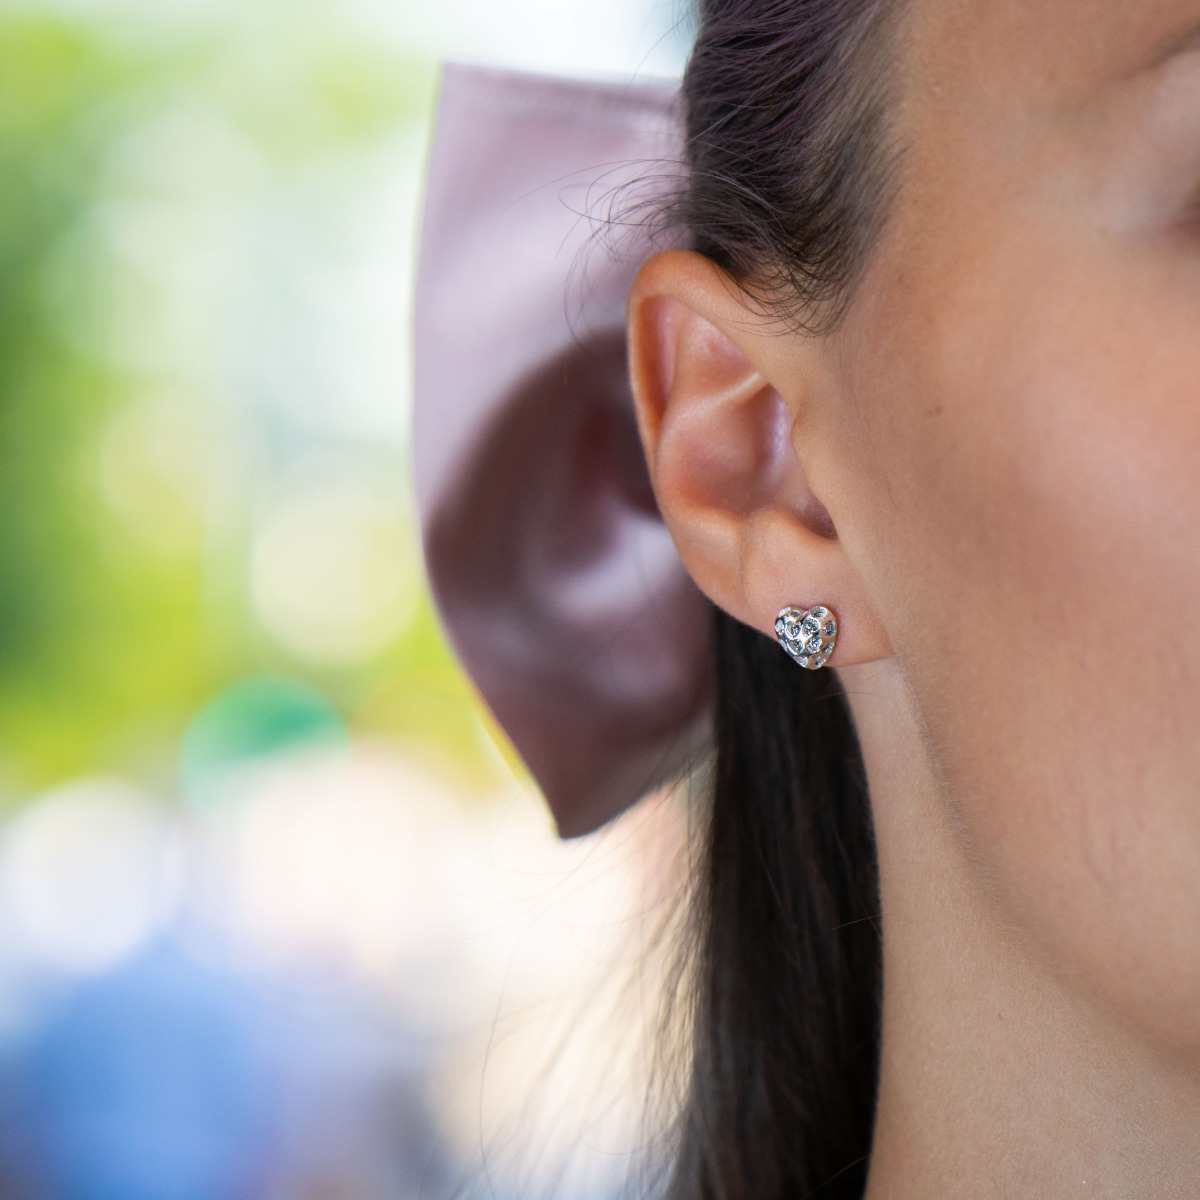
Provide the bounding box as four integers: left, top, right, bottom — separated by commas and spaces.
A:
774, 604, 838, 670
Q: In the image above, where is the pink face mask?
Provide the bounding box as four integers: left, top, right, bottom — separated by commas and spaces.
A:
412, 62, 713, 838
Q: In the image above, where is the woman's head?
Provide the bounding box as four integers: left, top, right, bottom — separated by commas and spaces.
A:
631, 0, 1200, 1192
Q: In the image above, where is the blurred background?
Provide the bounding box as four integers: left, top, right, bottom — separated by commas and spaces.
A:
0, 0, 692, 1195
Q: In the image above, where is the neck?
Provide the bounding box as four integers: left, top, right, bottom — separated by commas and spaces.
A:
838, 658, 1200, 1200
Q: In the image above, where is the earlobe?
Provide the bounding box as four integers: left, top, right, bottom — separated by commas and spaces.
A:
626, 248, 893, 667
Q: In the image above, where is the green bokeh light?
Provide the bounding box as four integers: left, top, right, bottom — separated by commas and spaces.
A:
180, 673, 346, 807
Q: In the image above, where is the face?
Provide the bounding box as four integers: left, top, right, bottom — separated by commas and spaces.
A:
816, 0, 1200, 1054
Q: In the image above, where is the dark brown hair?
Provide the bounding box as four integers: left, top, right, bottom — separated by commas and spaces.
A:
660, 1, 907, 1196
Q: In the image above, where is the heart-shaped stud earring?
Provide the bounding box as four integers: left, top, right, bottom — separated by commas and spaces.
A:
774, 604, 838, 670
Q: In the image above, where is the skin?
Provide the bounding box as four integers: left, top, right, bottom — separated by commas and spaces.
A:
627, 1, 1200, 1195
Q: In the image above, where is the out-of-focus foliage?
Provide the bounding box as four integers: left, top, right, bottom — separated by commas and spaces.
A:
0, 4, 518, 811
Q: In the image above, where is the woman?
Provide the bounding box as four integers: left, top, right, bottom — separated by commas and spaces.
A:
417, 0, 1200, 1195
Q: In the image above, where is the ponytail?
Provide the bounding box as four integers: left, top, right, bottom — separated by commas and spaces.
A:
656, 0, 907, 1192
666, 607, 880, 1198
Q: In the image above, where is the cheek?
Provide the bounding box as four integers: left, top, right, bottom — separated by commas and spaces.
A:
842, 229, 1200, 1049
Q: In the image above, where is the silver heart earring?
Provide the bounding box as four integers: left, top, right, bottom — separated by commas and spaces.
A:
774, 604, 838, 670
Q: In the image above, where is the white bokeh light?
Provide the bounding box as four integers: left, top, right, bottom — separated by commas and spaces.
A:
0, 776, 185, 977
250, 467, 419, 665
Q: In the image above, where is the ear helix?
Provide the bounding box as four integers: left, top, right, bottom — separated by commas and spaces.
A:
774, 604, 838, 670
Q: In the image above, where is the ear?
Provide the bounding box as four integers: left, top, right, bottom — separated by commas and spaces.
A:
626, 247, 892, 667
